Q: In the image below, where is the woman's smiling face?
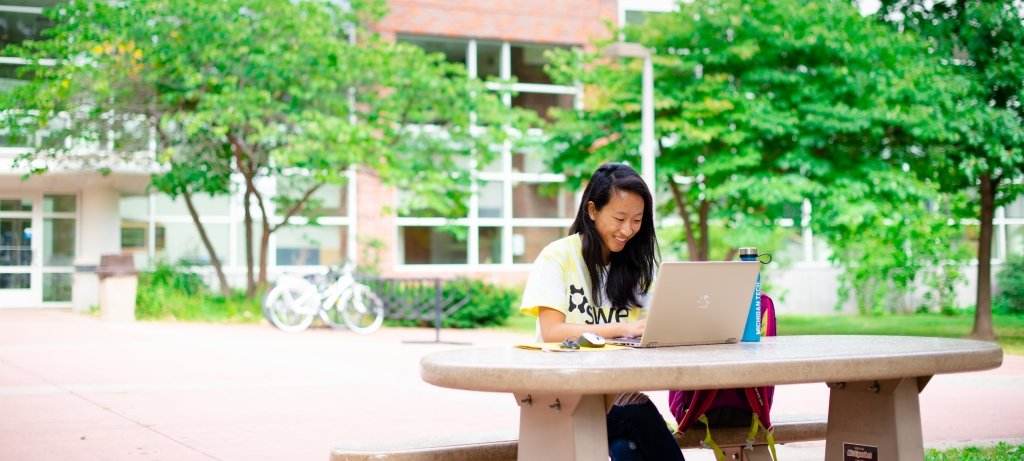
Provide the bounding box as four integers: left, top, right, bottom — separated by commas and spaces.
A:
588, 188, 645, 263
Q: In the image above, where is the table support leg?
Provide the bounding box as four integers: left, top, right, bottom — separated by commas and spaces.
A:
824, 377, 930, 461
514, 393, 608, 461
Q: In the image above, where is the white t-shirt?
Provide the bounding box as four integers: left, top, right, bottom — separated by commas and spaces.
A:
520, 234, 648, 331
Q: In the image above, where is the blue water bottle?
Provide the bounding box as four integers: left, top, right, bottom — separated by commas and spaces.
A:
739, 247, 761, 342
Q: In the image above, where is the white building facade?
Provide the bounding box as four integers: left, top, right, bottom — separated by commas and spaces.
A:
2, 0, 1021, 313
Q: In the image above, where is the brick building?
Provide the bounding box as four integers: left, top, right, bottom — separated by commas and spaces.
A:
0, 0, 658, 310
2, 0, 1021, 312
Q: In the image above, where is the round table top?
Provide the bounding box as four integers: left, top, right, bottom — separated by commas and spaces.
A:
420, 335, 1003, 394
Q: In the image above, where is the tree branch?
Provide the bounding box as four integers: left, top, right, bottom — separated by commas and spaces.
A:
668, 179, 699, 261
270, 183, 325, 234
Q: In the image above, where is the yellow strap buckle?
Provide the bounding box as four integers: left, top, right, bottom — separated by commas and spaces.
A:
698, 414, 726, 461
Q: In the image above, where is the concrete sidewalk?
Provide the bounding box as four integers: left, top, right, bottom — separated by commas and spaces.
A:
0, 309, 1021, 461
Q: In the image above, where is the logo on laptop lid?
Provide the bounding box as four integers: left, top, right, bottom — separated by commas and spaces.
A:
696, 294, 711, 310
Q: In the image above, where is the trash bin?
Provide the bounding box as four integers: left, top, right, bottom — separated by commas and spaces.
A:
97, 254, 139, 322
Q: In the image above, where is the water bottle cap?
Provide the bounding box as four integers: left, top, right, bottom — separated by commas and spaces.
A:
738, 247, 758, 256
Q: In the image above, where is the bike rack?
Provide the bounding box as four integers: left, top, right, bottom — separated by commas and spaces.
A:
360, 277, 472, 345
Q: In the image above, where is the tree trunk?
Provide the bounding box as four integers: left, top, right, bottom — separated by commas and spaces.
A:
259, 183, 324, 288
243, 186, 255, 299
668, 180, 699, 260
258, 212, 271, 290
182, 189, 231, 296
226, 133, 260, 299
970, 173, 996, 341
698, 199, 710, 261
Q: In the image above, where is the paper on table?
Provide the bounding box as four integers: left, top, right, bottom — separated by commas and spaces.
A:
515, 342, 628, 352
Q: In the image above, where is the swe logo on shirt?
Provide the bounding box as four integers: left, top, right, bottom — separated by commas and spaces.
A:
568, 284, 630, 324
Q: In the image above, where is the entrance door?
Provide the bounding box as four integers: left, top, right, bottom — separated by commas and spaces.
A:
0, 197, 37, 306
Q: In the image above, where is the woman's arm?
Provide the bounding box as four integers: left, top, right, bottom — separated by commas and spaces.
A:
537, 307, 646, 342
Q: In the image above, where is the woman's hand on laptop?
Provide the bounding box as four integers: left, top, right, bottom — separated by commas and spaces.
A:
538, 308, 646, 341
618, 319, 645, 339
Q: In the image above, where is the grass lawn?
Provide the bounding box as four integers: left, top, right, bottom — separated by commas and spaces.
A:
926, 442, 1023, 460
499, 311, 1024, 355
779, 312, 1024, 355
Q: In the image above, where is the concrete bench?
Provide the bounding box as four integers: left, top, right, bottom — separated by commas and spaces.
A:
331, 415, 826, 461
331, 432, 518, 461
675, 414, 826, 461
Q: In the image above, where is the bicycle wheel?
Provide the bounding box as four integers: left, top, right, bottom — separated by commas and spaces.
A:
318, 293, 347, 330
263, 284, 316, 333
339, 284, 385, 334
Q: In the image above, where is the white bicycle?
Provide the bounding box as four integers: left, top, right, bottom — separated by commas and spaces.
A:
262, 261, 385, 334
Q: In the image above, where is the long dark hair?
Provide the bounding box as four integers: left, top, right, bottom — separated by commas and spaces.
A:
569, 162, 658, 308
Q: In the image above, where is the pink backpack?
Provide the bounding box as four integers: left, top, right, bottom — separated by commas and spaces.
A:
668, 293, 777, 459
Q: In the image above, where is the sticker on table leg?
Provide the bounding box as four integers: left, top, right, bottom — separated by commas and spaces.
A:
844, 443, 878, 461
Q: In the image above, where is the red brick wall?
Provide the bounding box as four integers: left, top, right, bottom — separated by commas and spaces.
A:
378, 0, 617, 47
355, 169, 397, 275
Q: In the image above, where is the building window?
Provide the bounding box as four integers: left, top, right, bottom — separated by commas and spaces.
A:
275, 225, 347, 266
152, 192, 230, 216
401, 226, 468, 264
477, 41, 501, 80
120, 195, 230, 268
1, 5, 48, 145
1000, 194, 1024, 259
1005, 195, 1024, 219
511, 92, 575, 123
43, 195, 75, 213
42, 272, 70, 302
119, 169, 354, 272
0, 8, 53, 48
512, 182, 575, 219
0, 273, 29, 289
397, 35, 468, 67
0, 64, 31, 146
510, 44, 560, 85
41, 194, 75, 302
0, 195, 33, 293
478, 226, 502, 264
0, 202, 32, 266
1008, 224, 1024, 256
513, 227, 567, 264
43, 217, 74, 266
0, 198, 30, 212
478, 181, 504, 218
121, 220, 166, 252
392, 36, 581, 268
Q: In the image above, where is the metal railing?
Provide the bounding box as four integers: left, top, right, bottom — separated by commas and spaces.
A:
357, 276, 472, 344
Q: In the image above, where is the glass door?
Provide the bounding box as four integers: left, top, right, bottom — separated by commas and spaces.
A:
0, 197, 36, 305
42, 195, 76, 303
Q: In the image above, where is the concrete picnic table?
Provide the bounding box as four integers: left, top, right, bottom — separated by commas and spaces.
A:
420, 335, 1003, 461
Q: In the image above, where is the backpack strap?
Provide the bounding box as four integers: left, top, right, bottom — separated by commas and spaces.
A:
697, 414, 727, 461
744, 387, 772, 430
759, 293, 776, 337
749, 292, 778, 460
745, 413, 778, 461
674, 389, 720, 434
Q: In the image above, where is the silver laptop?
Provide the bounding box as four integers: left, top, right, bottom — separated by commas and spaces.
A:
607, 261, 760, 347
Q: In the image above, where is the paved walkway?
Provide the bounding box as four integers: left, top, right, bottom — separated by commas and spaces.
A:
0, 309, 1021, 461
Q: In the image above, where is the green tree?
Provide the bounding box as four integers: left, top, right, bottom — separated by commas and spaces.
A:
875, 0, 1024, 340
546, 0, 962, 311
2, 0, 531, 297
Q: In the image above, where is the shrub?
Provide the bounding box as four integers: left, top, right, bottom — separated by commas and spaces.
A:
440, 278, 521, 328
135, 260, 261, 322
373, 277, 520, 329
995, 254, 1024, 315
